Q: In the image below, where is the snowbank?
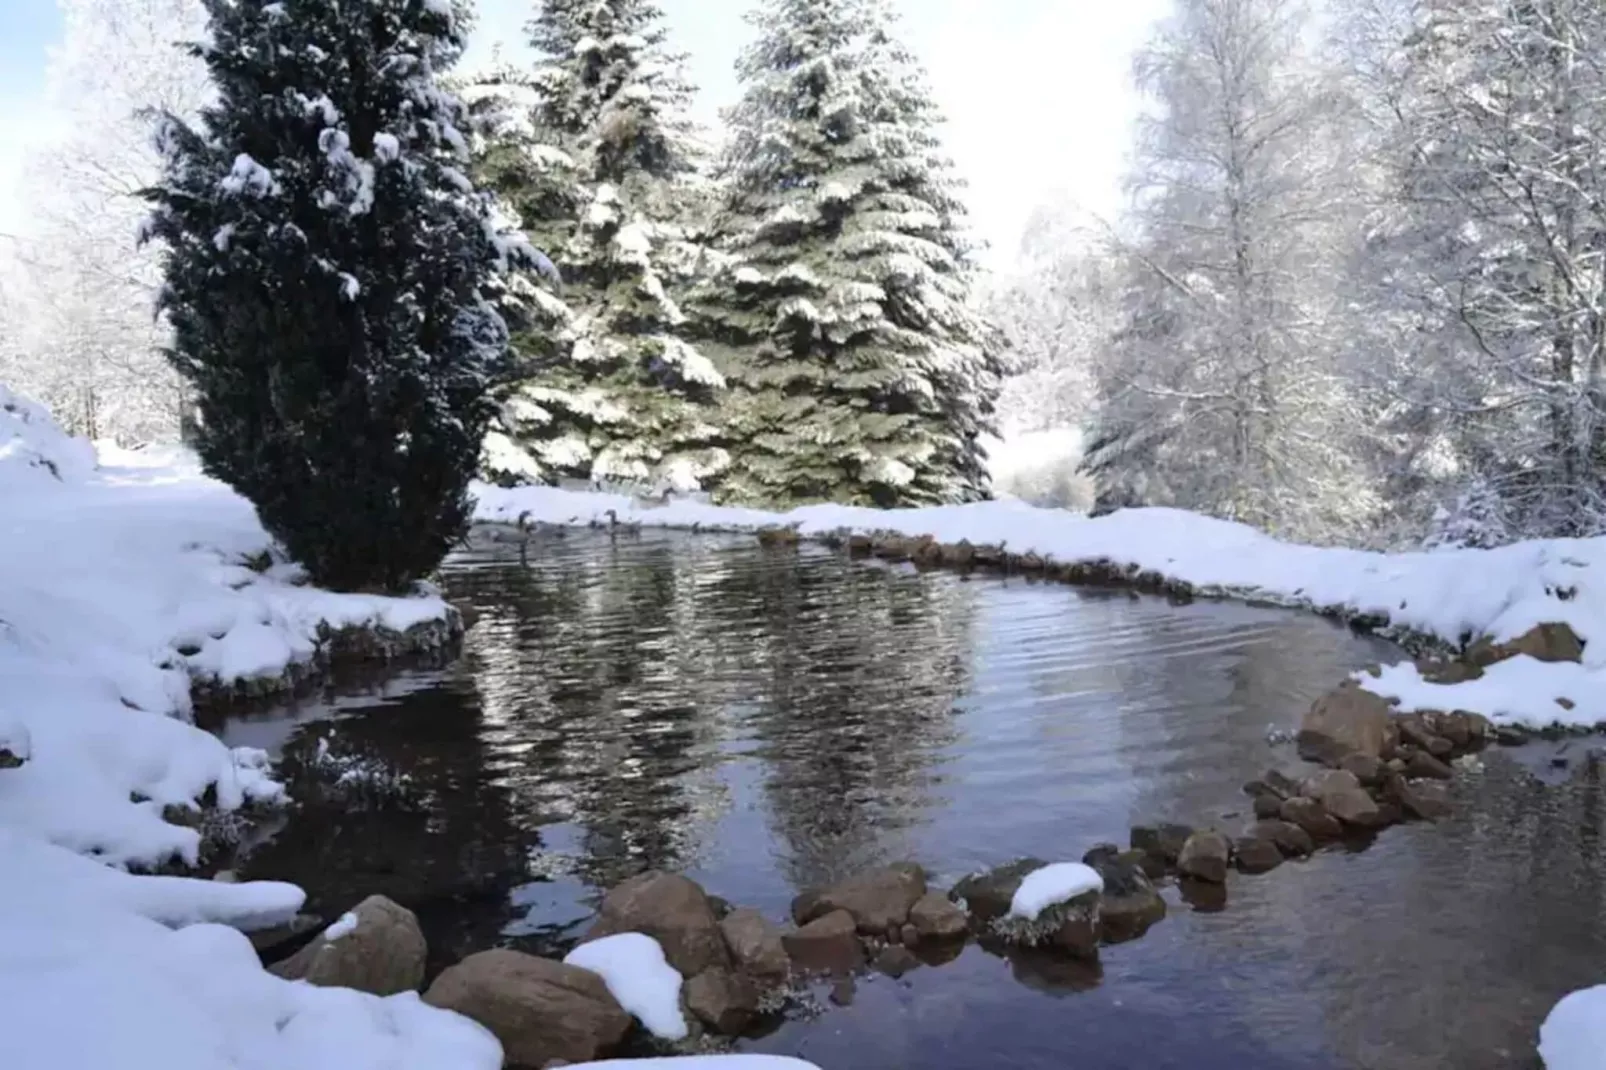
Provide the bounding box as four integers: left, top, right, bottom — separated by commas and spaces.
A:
1540, 985, 1606, 1070
1, 389, 488, 1069
1008, 863, 1104, 921
475, 484, 1606, 731
563, 933, 688, 1041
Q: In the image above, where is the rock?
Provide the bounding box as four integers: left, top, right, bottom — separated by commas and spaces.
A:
1430, 710, 1487, 748
1178, 878, 1227, 913
951, 857, 1047, 923
1086, 854, 1166, 943
1415, 657, 1484, 684
846, 533, 874, 554
900, 923, 920, 947
423, 949, 631, 1068
1130, 823, 1194, 866
269, 895, 425, 995
248, 913, 324, 964
1338, 752, 1386, 787
873, 945, 921, 979
1233, 837, 1283, 874
1262, 770, 1304, 799
940, 541, 976, 567
1081, 843, 1122, 867
1496, 725, 1530, 747
1177, 831, 1231, 884
1279, 797, 1344, 841
1383, 773, 1453, 820
1047, 893, 1101, 958
0, 746, 24, 770
908, 891, 968, 939
1251, 819, 1315, 857
782, 909, 864, 974
718, 909, 790, 986
586, 871, 730, 977
684, 967, 759, 1035
756, 527, 800, 547
1302, 769, 1386, 828
829, 976, 856, 1006
1468, 622, 1583, 666
1299, 683, 1398, 765
795, 864, 927, 934
1252, 793, 1285, 819
1406, 750, 1454, 780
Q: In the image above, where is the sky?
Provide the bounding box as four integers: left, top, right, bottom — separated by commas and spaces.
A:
0, 0, 1174, 268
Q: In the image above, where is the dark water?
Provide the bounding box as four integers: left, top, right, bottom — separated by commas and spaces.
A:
225, 529, 1606, 1070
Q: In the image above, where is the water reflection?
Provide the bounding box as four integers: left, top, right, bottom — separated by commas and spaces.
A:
226, 529, 1606, 1070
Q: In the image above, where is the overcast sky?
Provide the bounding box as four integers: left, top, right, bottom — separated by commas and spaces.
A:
0, 0, 1173, 268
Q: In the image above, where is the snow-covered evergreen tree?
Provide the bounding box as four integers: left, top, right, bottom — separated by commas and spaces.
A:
472, 0, 724, 492
696, 0, 1002, 508
141, 0, 537, 592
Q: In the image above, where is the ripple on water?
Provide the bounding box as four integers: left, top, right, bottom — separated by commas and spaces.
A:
226, 529, 1606, 1070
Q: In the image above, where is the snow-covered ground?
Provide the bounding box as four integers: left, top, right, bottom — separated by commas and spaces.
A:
0, 385, 493, 1070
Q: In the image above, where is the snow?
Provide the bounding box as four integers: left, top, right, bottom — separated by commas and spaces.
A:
1008, 863, 1104, 921
373, 132, 401, 162
470, 483, 1606, 732
1540, 985, 1606, 1070
2, 387, 488, 1069
324, 911, 360, 941
562, 933, 688, 1041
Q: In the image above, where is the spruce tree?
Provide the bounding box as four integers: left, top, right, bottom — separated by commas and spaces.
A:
696, 0, 1002, 508
473, 0, 725, 492
142, 0, 535, 593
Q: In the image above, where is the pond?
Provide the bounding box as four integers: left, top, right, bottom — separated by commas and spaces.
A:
224, 529, 1606, 1070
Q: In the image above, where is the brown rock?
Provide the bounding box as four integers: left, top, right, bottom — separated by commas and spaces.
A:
782, 910, 864, 974
1383, 773, 1452, 820
951, 858, 1047, 923
900, 923, 920, 947
1299, 682, 1397, 765
1252, 819, 1315, 857
796, 864, 927, 934
1177, 831, 1231, 884
587, 871, 729, 977
423, 949, 630, 1068
873, 945, 921, 979
1263, 770, 1304, 799
1233, 837, 1283, 874
1280, 797, 1344, 841
940, 541, 976, 567
1468, 622, 1583, 666
1049, 893, 1101, 959
1302, 769, 1386, 828
1338, 752, 1386, 787
908, 891, 968, 939
718, 909, 790, 986
1130, 823, 1194, 866
1406, 750, 1454, 780
1087, 855, 1166, 943
684, 968, 759, 1035
1252, 793, 1284, 819
269, 895, 425, 995
829, 976, 857, 1006
248, 913, 323, 964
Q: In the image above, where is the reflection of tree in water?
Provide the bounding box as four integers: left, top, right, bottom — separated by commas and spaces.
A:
696, 552, 977, 890
453, 534, 739, 891
236, 679, 533, 971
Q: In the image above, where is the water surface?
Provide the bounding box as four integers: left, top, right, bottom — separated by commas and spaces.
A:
228, 529, 1606, 1070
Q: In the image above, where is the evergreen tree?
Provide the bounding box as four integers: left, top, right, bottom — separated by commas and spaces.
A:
696, 0, 1002, 508
473, 0, 725, 492
142, 0, 536, 592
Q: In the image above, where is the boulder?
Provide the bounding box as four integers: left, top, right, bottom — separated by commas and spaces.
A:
1299, 682, 1397, 765
1177, 831, 1231, 884
269, 895, 425, 995
1302, 769, 1386, 828
908, 891, 968, 939
1130, 823, 1194, 867
1406, 750, 1454, 781
586, 871, 730, 977
718, 909, 790, 986
1046, 893, 1102, 959
1338, 752, 1386, 788
1382, 773, 1452, 820
872, 945, 921, 979
1262, 770, 1304, 800
1468, 622, 1583, 666
1086, 854, 1166, 943
951, 858, 1047, 924
684, 967, 759, 1035
795, 863, 928, 933
1233, 836, 1284, 874
424, 949, 631, 1068
1279, 797, 1344, 841
1430, 710, 1489, 748
782, 909, 864, 974
1252, 793, 1285, 820
1251, 819, 1316, 858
